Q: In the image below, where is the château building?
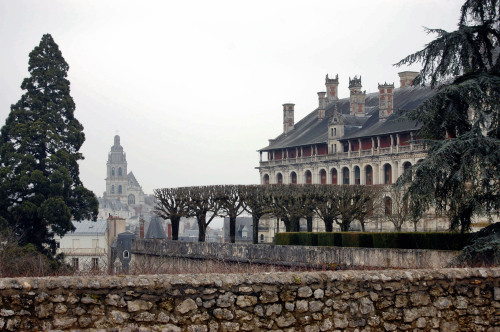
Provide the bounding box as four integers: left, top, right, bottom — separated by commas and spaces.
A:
258, 71, 430, 187
255, 72, 451, 239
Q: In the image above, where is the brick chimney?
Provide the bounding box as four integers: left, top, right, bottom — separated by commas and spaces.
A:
378, 82, 395, 120
325, 74, 339, 103
317, 92, 326, 120
398, 71, 419, 88
139, 217, 145, 239
283, 103, 295, 134
349, 76, 366, 117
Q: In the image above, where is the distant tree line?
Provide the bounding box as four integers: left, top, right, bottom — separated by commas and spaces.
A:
154, 184, 418, 243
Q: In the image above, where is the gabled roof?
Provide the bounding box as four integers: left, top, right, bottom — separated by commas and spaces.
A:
127, 172, 141, 188
260, 86, 435, 151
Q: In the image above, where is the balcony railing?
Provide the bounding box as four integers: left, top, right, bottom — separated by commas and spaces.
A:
260, 144, 424, 167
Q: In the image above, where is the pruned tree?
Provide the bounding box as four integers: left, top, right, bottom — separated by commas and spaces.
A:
313, 185, 340, 232
217, 185, 246, 243
384, 186, 410, 232
395, 0, 500, 232
154, 187, 189, 240
239, 185, 273, 244
0, 34, 98, 255
268, 185, 315, 232
355, 185, 384, 232
336, 185, 378, 232
185, 186, 220, 242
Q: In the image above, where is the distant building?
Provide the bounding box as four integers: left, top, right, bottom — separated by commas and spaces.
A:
98, 135, 156, 231
55, 216, 125, 272
223, 217, 255, 243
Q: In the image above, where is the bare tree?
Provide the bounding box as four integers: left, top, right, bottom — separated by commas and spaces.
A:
313, 185, 340, 232
385, 185, 410, 232
269, 185, 313, 232
335, 185, 379, 232
239, 185, 272, 244
185, 186, 220, 242
217, 185, 246, 243
354, 185, 384, 232
154, 187, 189, 240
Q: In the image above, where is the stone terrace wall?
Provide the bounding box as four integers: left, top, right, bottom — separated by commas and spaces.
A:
0, 268, 498, 331
131, 240, 460, 269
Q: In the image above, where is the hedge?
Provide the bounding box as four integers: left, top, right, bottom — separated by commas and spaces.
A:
275, 232, 471, 250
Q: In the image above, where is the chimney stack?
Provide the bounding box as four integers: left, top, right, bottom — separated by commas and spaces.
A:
283, 103, 295, 134
348, 76, 366, 116
325, 74, 339, 103
139, 217, 145, 239
378, 82, 395, 120
398, 71, 419, 88
317, 92, 326, 120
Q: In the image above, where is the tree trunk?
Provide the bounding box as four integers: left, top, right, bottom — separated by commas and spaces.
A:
306, 215, 313, 232
197, 214, 206, 242
340, 218, 351, 232
171, 215, 180, 241
324, 218, 333, 232
360, 220, 366, 232
229, 214, 236, 243
290, 217, 300, 232
252, 214, 260, 244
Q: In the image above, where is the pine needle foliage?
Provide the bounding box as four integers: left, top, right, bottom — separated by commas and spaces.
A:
0, 34, 98, 255
395, 0, 500, 232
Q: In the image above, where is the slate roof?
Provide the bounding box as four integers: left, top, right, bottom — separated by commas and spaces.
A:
68, 219, 107, 236
146, 215, 166, 239
260, 86, 435, 151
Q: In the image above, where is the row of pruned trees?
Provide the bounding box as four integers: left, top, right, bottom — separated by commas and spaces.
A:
154, 184, 410, 243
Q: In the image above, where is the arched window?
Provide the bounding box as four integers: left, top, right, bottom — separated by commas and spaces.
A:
305, 170, 312, 184
331, 168, 338, 185
384, 164, 392, 184
354, 166, 360, 185
111, 185, 115, 194
123, 250, 130, 259
111, 167, 115, 176
290, 172, 297, 184
365, 165, 373, 185
263, 174, 270, 185
319, 169, 327, 184
118, 185, 122, 194
384, 197, 392, 215
260, 234, 264, 243
128, 194, 135, 204
277, 173, 283, 184
118, 167, 123, 176
342, 167, 350, 185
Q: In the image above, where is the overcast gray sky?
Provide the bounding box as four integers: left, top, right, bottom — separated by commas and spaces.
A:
1, 0, 463, 197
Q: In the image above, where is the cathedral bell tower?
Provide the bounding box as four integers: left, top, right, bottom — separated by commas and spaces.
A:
105, 135, 128, 200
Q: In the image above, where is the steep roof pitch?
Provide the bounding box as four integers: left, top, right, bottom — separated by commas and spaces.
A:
260, 86, 434, 151
146, 216, 166, 239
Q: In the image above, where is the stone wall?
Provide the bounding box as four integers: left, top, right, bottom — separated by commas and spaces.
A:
131, 239, 460, 269
0, 268, 498, 331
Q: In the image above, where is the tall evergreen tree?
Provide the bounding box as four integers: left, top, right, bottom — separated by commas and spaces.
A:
395, 0, 500, 232
0, 34, 98, 254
